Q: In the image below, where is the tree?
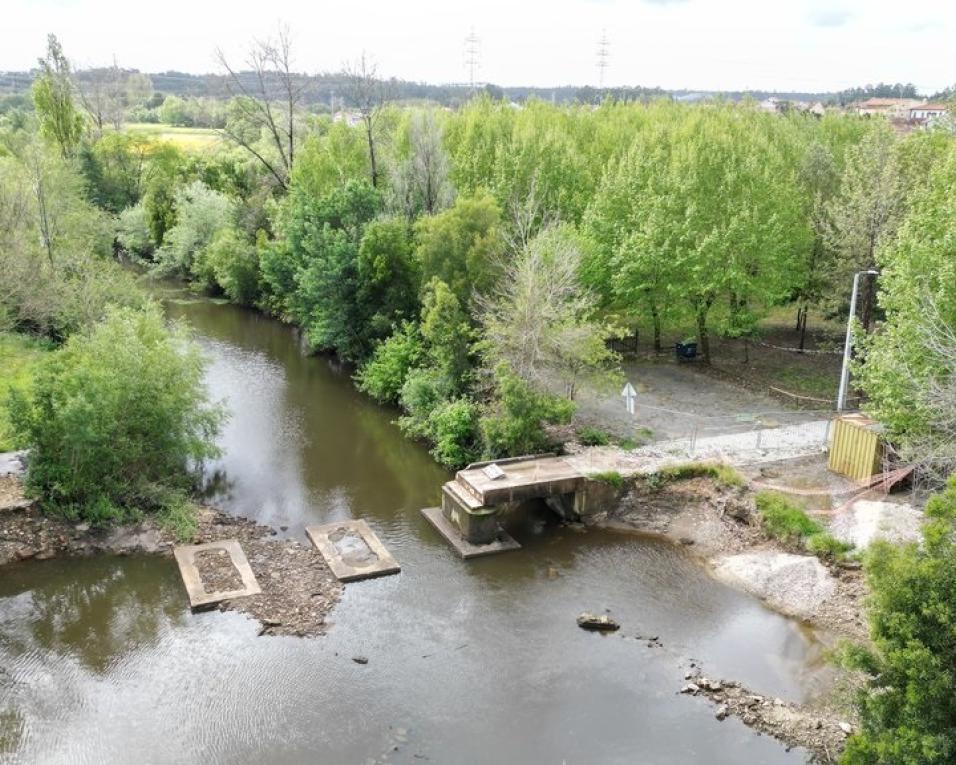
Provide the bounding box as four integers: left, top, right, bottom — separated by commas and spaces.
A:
342, 53, 392, 189
414, 192, 504, 309
9, 305, 224, 528
32, 35, 85, 158
481, 225, 618, 400
155, 181, 235, 279
390, 110, 454, 217
74, 61, 126, 134
217, 25, 304, 191
200, 227, 261, 306
840, 476, 956, 765
857, 144, 956, 472
356, 216, 420, 341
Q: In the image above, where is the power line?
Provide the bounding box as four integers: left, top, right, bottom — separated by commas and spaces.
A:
597, 30, 610, 88
464, 27, 480, 91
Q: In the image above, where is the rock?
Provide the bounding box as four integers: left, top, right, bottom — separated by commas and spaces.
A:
715, 705, 729, 721
711, 552, 838, 620
829, 500, 922, 550
680, 683, 699, 695
352, 656, 369, 665
838, 722, 853, 736
576, 612, 620, 631
75, 523, 90, 533
678, 537, 695, 546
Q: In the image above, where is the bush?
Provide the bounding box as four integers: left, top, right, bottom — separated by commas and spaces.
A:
398, 367, 450, 440
657, 461, 745, 488
427, 398, 480, 468
0, 332, 51, 451
480, 365, 574, 459
200, 227, 260, 305
155, 180, 235, 279
10, 305, 225, 529
806, 532, 854, 562
590, 470, 625, 489
578, 426, 611, 446
356, 323, 424, 405
840, 476, 956, 764
755, 490, 823, 542
116, 203, 154, 258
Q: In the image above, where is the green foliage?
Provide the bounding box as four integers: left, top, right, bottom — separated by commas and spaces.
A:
858, 142, 956, 445
414, 192, 504, 308
578, 426, 611, 446
806, 532, 854, 562
426, 398, 480, 468
590, 470, 624, 489
156, 180, 236, 280
116, 202, 153, 258
356, 216, 420, 341
840, 477, 956, 764
0, 333, 51, 451
31, 35, 84, 158
9, 305, 225, 525
755, 490, 823, 541
356, 322, 424, 404
658, 461, 746, 489
199, 227, 260, 305
420, 277, 473, 392
480, 365, 574, 459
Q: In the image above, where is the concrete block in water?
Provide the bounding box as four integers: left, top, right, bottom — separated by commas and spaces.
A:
306, 519, 400, 582
173, 538, 261, 610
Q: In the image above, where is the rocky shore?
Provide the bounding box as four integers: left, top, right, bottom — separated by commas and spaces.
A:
0, 475, 342, 637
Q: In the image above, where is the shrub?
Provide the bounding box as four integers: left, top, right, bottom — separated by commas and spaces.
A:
480, 365, 574, 459
10, 305, 225, 530
657, 461, 745, 489
755, 490, 823, 542
578, 426, 611, 446
116, 202, 154, 258
806, 532, 854, 562
200, 227, 260, 305
398, 367, 450, 440
427, 398, 480, 468
591, 470, 625, 489
155, 180, 235, 279
840, 476, 956, 764
356, 323, 424, 405
0, 332, 51, 451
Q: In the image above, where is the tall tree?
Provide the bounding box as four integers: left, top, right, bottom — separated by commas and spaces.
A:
32, 35, 85, 158
217, 25, 303, 191
342, 53, 392, 189
390, 110, 454, 217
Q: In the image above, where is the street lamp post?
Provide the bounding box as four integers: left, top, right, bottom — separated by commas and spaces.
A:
836, 269, 879, 412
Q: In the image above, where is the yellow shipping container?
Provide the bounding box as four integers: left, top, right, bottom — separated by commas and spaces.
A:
828, 414, 885, 482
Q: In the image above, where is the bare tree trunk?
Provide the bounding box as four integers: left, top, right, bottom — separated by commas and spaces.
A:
651, 305, 662, 354
364, 116, 379, 188
696, 299, 712, 364
798, 304, 809, 351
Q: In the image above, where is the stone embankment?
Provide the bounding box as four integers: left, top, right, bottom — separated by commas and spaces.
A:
0, 474, 341, 637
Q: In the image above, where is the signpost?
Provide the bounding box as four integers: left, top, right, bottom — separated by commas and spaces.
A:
621, 381, 637, 416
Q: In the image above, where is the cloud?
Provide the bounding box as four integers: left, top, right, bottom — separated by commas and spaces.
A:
643, 0, 691, 4
808, 7, 853, 27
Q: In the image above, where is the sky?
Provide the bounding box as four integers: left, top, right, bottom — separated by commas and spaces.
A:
4, 0, 954, 94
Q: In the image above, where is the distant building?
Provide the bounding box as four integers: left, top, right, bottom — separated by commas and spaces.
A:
332, 110, 364, 128
852, 97, 922, 118
909, 102, 949, 121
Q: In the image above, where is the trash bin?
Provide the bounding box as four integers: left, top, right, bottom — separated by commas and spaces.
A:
675, 342, 698, 361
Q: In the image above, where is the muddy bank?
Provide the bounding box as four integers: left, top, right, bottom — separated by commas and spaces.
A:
591, 471, 867, 641
679, 668, 853, 764
0, 476, 341, 637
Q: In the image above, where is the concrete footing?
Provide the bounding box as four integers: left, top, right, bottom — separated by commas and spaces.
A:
306, 519, 400, 582
173, 538, 261, 610
422, 507, 521, 559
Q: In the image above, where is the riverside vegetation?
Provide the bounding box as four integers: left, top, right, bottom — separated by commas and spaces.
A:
2, 33, 956, 763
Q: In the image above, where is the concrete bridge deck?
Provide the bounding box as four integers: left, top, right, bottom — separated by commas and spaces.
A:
456, 455, 586, 507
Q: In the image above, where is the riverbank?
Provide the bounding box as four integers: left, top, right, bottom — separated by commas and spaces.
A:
0, 475, 341, 637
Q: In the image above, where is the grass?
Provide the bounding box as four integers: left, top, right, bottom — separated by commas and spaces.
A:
124, 122, 222, 150
756, 490, 854, 562
590, 470, 625, 489
0, 332, 51, 451
159, 495, 200, 541
656, 461, 746, 489
578, 425, 611, 446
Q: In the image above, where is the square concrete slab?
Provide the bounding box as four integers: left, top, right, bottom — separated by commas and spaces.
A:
421, 507, 521, 559
173, 539, 261, 610
306, 519, 400, 582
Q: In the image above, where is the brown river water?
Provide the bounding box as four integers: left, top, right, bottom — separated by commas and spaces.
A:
0, 295, 825, 764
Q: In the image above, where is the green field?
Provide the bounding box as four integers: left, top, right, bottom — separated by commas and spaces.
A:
124, 122, 223, 150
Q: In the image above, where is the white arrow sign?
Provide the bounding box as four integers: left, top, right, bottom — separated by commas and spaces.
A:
621, 381, 637, 415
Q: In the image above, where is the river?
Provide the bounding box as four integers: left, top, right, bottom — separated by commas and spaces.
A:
0, 295, 825, 764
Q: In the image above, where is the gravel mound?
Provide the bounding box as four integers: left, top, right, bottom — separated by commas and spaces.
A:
829, 500, 922, 549
712, 551, 836, 619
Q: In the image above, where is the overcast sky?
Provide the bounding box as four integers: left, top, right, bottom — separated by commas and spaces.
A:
5, 0, 954, 93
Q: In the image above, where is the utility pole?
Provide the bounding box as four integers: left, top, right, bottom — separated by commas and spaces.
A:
465, 27, 480, 92
597, 30, 610, 89
836, 269, 879, 412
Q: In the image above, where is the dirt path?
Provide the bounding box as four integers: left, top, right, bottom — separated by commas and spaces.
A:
568, 360, 824, 443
